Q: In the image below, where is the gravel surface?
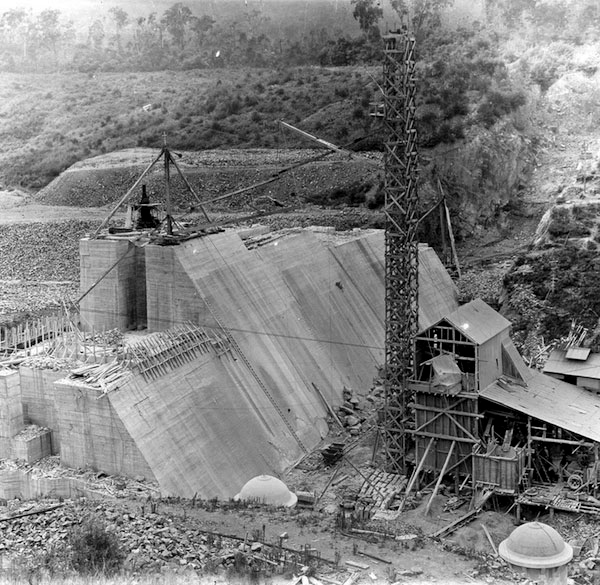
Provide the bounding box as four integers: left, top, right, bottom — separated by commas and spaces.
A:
0, 221, 98, 281
35, 148, 381, 209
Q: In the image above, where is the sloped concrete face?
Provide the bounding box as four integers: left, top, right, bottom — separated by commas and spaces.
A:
109, 349, 328, 499
120, 229, 459, 498
145, 229, 458, 402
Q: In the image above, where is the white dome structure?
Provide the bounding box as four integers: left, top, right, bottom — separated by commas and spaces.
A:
499, 522, 573, 569
499, 522, 573, 585
234, 475, 297, 507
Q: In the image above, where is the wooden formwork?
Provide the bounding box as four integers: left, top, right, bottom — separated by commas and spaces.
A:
0, 313, 70, 355
409, 384, 481, 480
472, 443, 525, 493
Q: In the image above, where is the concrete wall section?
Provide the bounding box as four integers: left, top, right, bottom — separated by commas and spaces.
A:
53, 378, 155, 481
174, 231, 348, 419
145, 244, 216, 332
19, 367, 68, 452
0, 469, 107, 500
109, 351, 319, 499
80, 238, 146, 332
256, 231, 385, 392
0, 370, 24, 457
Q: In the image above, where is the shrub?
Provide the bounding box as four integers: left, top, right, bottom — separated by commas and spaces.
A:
68, 516, 124, 575
477, 90, 526, 127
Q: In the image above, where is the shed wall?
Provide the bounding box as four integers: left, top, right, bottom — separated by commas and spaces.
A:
478, 332, 506, 391
413, 388, 479, 476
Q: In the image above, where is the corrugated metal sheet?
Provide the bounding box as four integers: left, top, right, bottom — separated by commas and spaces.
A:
444, 298, 511, 345
544, 349, 600, 379
481, 371, 600, 443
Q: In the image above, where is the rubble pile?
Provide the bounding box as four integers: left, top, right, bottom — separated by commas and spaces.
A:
19, 356, 80, 371
0, 498, 332, 578
0, 457, 159, 500
552, 515, 600, 583
337, 387, 365, 436
0, 282, 78, 316
0, 220, 97, 281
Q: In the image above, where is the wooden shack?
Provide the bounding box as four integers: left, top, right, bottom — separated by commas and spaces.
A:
409, 299, 512, 478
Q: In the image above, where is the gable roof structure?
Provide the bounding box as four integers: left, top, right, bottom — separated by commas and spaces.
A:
442, 298, 511, 345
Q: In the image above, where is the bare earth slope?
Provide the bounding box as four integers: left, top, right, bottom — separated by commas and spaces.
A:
34, 148, 382, 210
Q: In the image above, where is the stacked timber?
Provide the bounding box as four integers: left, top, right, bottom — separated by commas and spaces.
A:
70, 360, 132, 393
356, 469, 407, 518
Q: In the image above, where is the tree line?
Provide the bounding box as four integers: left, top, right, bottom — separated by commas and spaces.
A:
1, 0, 598, 74
0, 1, 378, 73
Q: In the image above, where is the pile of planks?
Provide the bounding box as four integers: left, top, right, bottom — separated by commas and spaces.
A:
356, 469, 407, 518
70, 359, 131, 393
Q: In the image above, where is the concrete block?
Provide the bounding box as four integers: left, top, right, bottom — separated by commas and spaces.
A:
12, 428, 52, 463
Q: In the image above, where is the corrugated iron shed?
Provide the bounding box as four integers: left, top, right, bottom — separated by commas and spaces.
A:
443, 298, 511, 345
544, 349, 600, 379
481, 371, 600, 443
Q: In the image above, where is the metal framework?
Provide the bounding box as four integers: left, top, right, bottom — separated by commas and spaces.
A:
381, 31, 420, 473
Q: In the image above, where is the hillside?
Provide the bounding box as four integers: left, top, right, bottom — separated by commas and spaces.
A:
1, 22, 541, 243
0, 67, 380, 189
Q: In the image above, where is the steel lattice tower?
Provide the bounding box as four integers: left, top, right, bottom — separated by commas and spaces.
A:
381, 32, 419, 473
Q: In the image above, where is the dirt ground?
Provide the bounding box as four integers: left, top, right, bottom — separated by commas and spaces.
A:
0, 190, 112, 224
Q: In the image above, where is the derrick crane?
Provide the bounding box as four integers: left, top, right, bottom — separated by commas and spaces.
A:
379, 31, 420, 473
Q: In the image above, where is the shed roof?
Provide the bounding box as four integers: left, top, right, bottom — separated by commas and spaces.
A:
543, 349, 600, 380
481, 370, 600, 443
442, 298, 511, 345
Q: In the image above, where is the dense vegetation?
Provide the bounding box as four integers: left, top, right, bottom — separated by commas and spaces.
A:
0, 24, 532, 193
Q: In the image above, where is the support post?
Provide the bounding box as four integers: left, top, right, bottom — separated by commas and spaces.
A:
164, 139, 173, 235
404, 437, 434, 498
442, 194, 461, 278
168, 151, 211, 222
527, 415, 532, 487
425, 441, 456, 516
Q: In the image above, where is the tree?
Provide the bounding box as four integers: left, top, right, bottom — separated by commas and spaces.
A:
109, 7, 128, 52
162, 2, 192, 51
190, 14, 215, 48
0, 9, 28, 63
351, 0, 382, 34
390, 0, 452, 41
36, 10, 62, 61
88, 19, 105, 51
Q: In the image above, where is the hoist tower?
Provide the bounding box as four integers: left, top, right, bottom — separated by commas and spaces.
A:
381, 31, 420, 473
